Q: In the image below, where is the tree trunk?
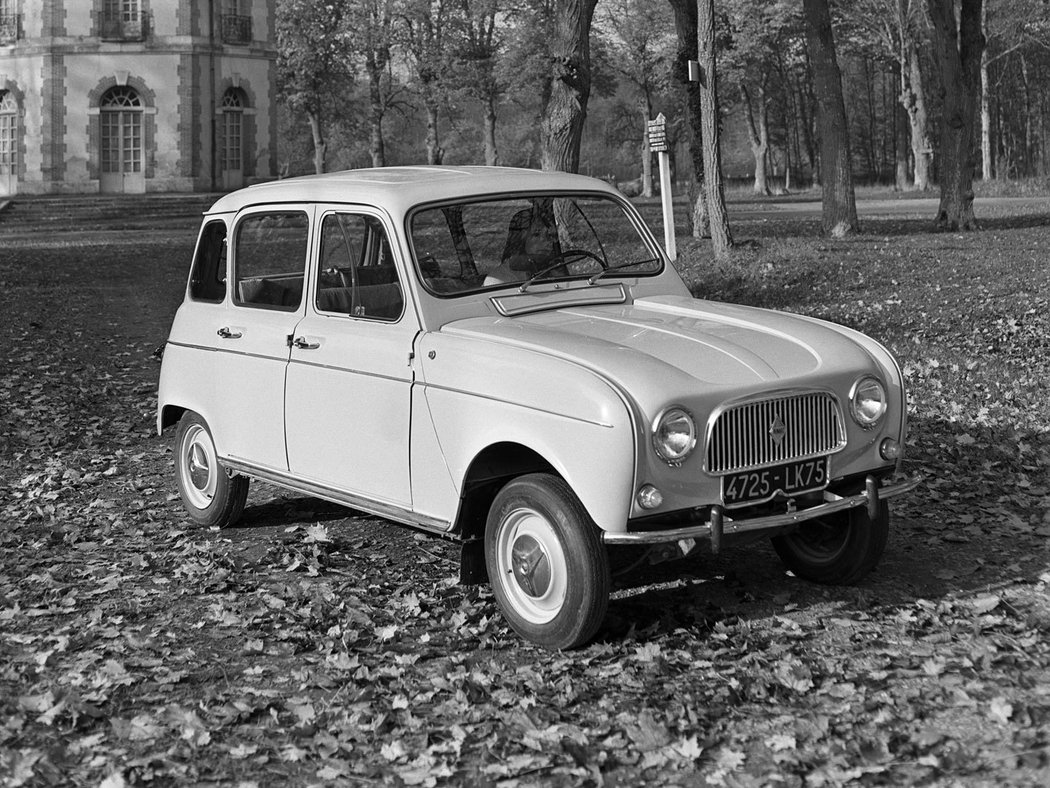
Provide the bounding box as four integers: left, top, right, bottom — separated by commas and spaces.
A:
981, 45, 992, 180
540, 0, 598, 173
425, 102, 444, 165
926, 0, 985, 230
1020, 54, 1032, 177
367, 59, 386, 168
697, 0, 732, 258
742, 83, 770, 195
668, 0, 708, 238
803, 0, 858, 237
895, 99, 911, 190
308, 111, 326, 175
483, 96, 499, 166
641, 102, 654, 197
899, 38, 932, 191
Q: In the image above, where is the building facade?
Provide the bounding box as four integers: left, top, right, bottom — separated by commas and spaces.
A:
0, 0, 278, 195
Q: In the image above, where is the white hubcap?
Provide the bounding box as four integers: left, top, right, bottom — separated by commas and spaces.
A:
496, 507, 568, 624
181, 424, 218, 510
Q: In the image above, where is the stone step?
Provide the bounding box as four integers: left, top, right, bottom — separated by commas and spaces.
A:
0, 193, 221, 230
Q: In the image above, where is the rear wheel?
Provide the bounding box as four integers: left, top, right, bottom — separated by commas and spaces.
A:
485, 474, 610, 650
772, 502, 888, 585
174, 412, 248, 528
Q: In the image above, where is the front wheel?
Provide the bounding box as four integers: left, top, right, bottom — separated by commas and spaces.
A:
174, 411, 248, 528
771, 502, 889, 585
485, 474, 610, 650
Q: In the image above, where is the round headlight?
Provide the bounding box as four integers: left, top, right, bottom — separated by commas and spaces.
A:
652, 407, 697, 465
850, 376, 887, 428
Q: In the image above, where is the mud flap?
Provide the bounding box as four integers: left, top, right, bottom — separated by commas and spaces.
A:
460, 538, 488, 584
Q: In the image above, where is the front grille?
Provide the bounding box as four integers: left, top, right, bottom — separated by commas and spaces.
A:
706, 392, 846, 474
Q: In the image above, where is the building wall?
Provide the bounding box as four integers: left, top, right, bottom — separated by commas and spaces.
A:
0, 0, 278, 195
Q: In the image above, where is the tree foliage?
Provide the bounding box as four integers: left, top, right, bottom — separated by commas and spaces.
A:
275, 0, 356, 174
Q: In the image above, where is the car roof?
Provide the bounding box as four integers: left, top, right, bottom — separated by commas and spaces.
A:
205, 165, 622, 216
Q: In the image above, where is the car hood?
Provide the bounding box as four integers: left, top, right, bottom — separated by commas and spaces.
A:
441, 294, 877, 394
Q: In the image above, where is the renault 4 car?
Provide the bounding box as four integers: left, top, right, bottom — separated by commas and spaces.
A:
158, 166, 919, 649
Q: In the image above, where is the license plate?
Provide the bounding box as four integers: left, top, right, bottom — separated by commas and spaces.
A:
721, 457, 829, 508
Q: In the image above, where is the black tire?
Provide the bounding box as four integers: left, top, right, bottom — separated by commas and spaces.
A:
772, 502, 889, 585
485, 474, 610, 650
173, 411, 248, 528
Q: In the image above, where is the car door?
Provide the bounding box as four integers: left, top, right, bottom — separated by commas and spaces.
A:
212, 206, 313, 471
284, 208, 417, 507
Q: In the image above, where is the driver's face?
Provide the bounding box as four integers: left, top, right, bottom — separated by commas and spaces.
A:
524, 219, 557, 256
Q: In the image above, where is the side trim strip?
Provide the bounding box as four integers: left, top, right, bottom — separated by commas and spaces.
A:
603, 475, 922, 545
222, 458, 453, 537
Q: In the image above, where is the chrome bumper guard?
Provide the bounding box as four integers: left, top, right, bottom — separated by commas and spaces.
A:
603, 474, 922, 547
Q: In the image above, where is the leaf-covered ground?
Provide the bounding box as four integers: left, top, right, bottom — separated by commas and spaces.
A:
1, 195, 1049, 786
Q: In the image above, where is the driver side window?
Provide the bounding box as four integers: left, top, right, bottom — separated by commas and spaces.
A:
315, 213, 404, 321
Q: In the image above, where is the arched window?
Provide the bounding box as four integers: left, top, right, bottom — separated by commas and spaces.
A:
221, 88, 246, 188
0, 90, 17, 194
0, 90, 15, 171
100, 86, 143, 177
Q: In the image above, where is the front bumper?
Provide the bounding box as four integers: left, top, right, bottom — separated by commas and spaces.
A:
603, 474, 921, 548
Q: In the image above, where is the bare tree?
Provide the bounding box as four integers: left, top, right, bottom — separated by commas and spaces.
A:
741, 82, 770, 195
402, 0, 455, 165
540, 0, 599, 173
353, 0, 398, 168
454, 0, 504, 165
926, 0, 984, 229
697, 0, 733, 258
597, 0, 675, 197
803, 0, 858, 236
276, 0, 355, 174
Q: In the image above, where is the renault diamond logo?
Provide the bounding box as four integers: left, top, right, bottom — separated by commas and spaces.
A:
769, 414, 786, 446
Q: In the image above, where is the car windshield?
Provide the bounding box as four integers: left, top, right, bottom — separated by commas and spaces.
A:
409, 193, 663, 296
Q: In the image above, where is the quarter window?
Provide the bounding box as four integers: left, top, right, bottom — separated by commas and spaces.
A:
315, 213, 404, 321
233, 212, 309, 310
189, 221, 227, 302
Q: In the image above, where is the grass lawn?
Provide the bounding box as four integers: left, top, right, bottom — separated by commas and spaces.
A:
1, 194, 1049, 786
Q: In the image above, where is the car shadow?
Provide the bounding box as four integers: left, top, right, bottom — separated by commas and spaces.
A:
227, 494, 359, 531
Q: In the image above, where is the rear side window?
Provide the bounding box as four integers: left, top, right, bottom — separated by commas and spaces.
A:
233, 211, 310, 311
189, 221, 227, 303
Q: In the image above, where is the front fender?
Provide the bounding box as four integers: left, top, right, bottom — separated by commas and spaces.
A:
416, 331, 639, 533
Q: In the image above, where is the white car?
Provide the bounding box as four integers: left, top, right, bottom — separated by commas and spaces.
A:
158, 166, 919, 649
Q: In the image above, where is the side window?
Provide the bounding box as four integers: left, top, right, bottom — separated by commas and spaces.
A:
233, 211, 309, 310
315, 213, 404, 321
189, 220, 227, 302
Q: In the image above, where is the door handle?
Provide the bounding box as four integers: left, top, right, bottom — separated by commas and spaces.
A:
217, 326, 242, 339
293, 336, 320, 350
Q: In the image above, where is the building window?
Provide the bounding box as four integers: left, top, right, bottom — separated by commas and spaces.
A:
100, 86, 143, 175
99, 0, 147, 42
221, 88, 244, 173
0, 0, 23, 44
220, 0, 251, 45
0, 90, 17, 172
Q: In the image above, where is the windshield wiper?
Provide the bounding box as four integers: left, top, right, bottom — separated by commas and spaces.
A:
518, 251, 597, 293
587, 258, 660, 285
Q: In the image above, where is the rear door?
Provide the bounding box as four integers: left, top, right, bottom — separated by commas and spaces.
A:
214, 206, 313, 471
284, 207, 417, 506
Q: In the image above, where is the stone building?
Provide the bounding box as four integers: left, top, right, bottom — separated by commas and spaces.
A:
0, 0, 278, 195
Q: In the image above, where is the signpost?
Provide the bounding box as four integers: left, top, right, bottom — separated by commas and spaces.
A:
647, 113, 675, 261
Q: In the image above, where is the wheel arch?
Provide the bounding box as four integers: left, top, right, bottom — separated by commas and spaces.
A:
158, 403, 188, 434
